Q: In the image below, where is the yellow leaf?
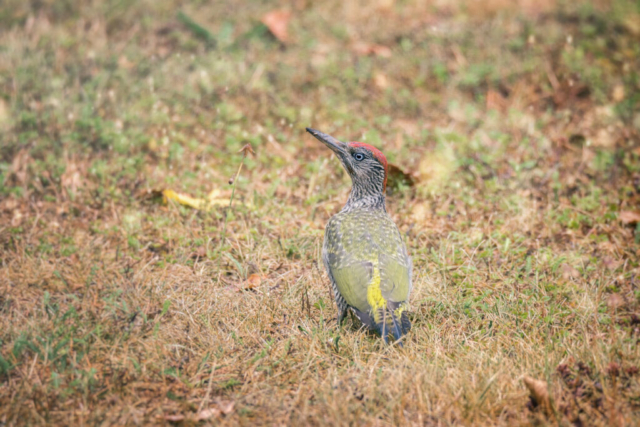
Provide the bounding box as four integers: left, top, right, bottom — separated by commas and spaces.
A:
161, 189, 231, 211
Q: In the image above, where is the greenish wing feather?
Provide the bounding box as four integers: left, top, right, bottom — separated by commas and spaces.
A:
323, 214, 375, 314
378, 252, 411, 303
330, 260, 371, 313
322, 255, 349, 322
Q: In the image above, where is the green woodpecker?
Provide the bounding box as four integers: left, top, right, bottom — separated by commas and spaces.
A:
306, 128, 412, 345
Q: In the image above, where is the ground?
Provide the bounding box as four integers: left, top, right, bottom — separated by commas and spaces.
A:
1, 0, 640, 425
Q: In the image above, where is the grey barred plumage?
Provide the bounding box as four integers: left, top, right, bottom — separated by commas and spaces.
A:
306, 127, 412, 346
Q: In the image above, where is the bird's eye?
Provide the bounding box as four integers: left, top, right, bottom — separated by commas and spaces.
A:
354, 153, 365, 161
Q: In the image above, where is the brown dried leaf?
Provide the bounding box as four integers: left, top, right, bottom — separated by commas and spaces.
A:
560, 263, 580, 280
351, 42, 392, 58
376, 0, 395, 13
261, 10, 291, 43
244, 273, 263, 290
0, 98, 8, 128
372, 72, 389, 89
11, 210, 23, 227
623, 14, 640, 36
486, 89, 507, 111
217, 400, 235, 415
118, 55, 135, 70
523, 376, 553, 416
164, 414, 185, 422
190, 247, 207, 260
196, 407, 221, 421
387, 163, 416, 189
612, 85, 625, 102
603, 257, 621, 270
1, 198, 18, 212
239, 143, 256, 156
620, 211, 640, 226
11, 149, 30, 184
61, 163, 83, 196
411, 201, 430, 222
607, 293, 625, 310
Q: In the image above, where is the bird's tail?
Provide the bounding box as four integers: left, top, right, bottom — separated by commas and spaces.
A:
354, 303, 411, 346
380, 304, 411, 346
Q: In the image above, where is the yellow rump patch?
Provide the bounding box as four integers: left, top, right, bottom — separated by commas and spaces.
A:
366, 263, 387, 322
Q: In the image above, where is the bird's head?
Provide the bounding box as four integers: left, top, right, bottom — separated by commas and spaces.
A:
306, 127, 388, 195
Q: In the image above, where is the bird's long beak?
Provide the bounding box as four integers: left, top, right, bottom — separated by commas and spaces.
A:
306, 128, 348, 156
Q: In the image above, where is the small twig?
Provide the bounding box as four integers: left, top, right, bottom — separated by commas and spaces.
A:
220, 144, 255, 246
198, 363, 217, 413
545, 60, 560, 92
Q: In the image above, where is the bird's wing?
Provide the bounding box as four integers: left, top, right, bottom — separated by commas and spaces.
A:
324, 248, 372, 314
378, 252, 411, 303
323, 215, 373, 314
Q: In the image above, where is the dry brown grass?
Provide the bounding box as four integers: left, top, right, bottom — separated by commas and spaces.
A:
1, 0, 639, 425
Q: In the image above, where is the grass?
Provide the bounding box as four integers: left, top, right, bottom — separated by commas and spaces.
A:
1, 0, 639, 425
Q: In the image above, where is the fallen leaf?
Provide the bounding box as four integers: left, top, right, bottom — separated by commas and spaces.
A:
376, 0, 395, 13
239, 143, 256, 156
147, 138, 158, 152
11, 210, 23, 227
560, 263, 580, 280
486, 89, 507, 111
244, 273, 263, 290
607, 293, 625, 310
372, 72, 389, 89
620, 211, 640, 226
196, 407, 221, 421
217, 400, 235, 415
118, 55, 135, 70
164, 414, 185, 422
612, 85, 625, 102
351, 42, 392, 58
523, 376, 553, 416
11, 149, 30, 185
61, 162, 83, 197
190, 247, 207, 259
623, 14, 640, 36
603, 257, 621, 270
0, 98, 8, 128
592, 128, 615, 148
1, 198, 18, 212
387, 163, 416, 190
159, 189, 231, 211
411, 202, 430, 222
261, 10, 291, 43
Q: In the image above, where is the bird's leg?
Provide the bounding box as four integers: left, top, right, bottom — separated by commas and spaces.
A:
348, 309, 357, 326
336, 308, 347, 327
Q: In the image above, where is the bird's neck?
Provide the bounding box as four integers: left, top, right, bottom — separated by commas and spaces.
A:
343, 185, 386, 212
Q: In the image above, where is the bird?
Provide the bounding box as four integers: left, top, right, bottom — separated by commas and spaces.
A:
306, 127, 412, 345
